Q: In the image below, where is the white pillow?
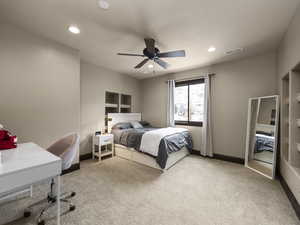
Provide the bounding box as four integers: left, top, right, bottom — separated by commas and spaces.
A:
130, 121, 143, 129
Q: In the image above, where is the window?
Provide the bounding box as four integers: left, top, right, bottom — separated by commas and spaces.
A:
174, 79, 205, 126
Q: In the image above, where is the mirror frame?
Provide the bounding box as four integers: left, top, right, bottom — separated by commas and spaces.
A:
245, 95, 279, 179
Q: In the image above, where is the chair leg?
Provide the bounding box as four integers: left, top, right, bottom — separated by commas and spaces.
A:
60, 198, 76, 211
37, 201, 55, 225
24, 195, 50, 218
62, 191, 76, 200
48, 179, 56, 200
24, 178, 76, 224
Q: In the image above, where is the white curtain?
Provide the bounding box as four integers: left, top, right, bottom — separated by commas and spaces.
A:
167, 80, 175, 127
201, 75, 213, 157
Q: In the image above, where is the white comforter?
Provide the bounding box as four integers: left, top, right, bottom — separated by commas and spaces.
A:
140, 127, 188, 156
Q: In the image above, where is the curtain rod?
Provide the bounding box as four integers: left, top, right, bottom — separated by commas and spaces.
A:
165, 73, 215, 83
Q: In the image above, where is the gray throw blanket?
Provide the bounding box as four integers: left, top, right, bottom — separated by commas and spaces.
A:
113, 128, 192, 169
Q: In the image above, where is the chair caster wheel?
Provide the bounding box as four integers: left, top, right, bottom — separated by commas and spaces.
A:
37, 220, 45, 225
69, 205, 76, 211
24, 210, 31, 218
71, 192, 76, 197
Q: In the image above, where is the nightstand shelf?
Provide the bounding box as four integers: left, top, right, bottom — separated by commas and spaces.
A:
92, 134, 114, 161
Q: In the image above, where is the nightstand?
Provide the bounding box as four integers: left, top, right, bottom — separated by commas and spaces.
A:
92, 133, 114, 161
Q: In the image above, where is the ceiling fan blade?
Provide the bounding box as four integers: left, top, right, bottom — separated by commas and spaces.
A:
144, 38, 155, 54
157, 50, 186, 58
134, 59, 149, 69
118, 53, 145, 57
154, 58, 169, 69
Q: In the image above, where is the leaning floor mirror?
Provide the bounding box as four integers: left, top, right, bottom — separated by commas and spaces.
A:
245, 95, 279, 179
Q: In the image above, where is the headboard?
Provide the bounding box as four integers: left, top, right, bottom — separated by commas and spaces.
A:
107, 113, 141, 133
256, 123, 275, 134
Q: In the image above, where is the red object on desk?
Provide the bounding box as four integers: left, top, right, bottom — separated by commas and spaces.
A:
0, 130, 17, 150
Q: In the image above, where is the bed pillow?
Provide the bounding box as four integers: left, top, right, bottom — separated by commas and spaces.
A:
112, 122, 132, 130
256, 131, 272, 136
139, 121, 150, 127
130, 121, 143, 129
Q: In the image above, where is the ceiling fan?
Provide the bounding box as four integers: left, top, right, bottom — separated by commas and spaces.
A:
117, 38, 186, 69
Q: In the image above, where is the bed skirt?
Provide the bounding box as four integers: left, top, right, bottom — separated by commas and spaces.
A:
114, 144, 189, 171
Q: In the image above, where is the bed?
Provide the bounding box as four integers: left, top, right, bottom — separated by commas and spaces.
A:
254, 132, 275, 153
107, 113, 192, 171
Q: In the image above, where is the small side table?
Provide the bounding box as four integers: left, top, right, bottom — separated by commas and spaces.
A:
92, 134, 114, 161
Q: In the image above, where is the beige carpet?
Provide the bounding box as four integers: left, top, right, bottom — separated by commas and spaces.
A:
248, 160, 273, 178
1, 155, 299, 225
254, 151, 273, 164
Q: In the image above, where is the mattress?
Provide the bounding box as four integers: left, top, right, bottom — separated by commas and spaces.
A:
111, 127, 192, 169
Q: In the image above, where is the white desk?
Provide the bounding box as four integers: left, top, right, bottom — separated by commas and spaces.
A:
0, 143, 62, 225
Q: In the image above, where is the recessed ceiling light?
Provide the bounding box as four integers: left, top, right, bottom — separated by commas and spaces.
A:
68, 25, 80, 34
208, 46, 216, 52
148, 64, 154, 69
98, 0, 110, 9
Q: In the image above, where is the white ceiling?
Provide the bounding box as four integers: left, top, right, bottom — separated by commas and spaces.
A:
0, 0, 299, 79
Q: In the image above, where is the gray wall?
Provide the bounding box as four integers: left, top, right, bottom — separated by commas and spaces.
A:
257, 98, 276, 125
141, 52, 277, 158
0, 23, 81, 163
80, 62, 141, 155
278, 4, 300, 78
277, 5, 300, 202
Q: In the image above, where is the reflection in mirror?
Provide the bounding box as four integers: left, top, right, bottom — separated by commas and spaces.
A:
245, 96, 279, 179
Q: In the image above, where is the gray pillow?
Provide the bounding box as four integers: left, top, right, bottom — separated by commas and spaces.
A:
112, 122, 132, 130
130, 121, 143, 129
139, 121, 150, 127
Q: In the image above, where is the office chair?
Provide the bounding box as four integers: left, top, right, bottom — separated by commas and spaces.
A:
24, 133, 80, 225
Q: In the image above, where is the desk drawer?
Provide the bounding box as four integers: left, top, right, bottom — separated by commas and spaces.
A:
0, 161, 61, 194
